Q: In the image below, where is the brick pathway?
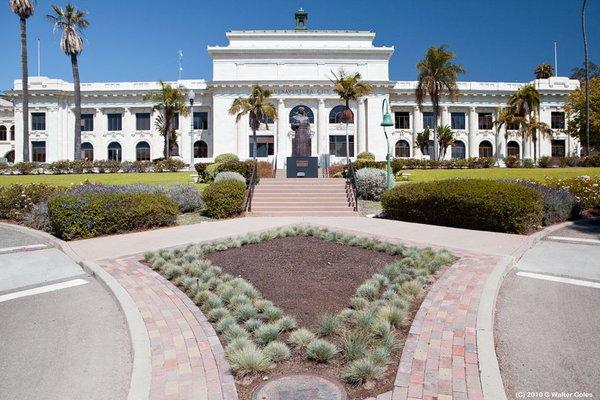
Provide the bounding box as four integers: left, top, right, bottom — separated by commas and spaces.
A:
391, 253, 498, 400
101, 256, 237, 400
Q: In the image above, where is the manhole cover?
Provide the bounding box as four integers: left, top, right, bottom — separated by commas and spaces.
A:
252, 374, 347, 400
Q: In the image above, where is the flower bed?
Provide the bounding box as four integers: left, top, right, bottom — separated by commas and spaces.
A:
545, 176, 600, 212
143, 226, 455, 398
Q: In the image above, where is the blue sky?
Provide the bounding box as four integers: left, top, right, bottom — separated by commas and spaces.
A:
1, 0, 598, 91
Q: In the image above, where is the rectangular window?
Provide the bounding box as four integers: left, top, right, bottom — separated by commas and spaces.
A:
107, 113, 122, 131
136, 113, 151, 131
451, 112, 466, 130
31, 113, 46, 131
551, 139, 566, 157
507, 121, 520, 130
422, 112, 435, 129
31, 141, 46, 162
478, 113, 493, 130
171, 113, 179, 130
394, 112, 410, 129
551, 112, 565, 129
193, 112, 208, 130
329, 135, 355, 157
249, 135, 274, 157
81, 114, 94, 131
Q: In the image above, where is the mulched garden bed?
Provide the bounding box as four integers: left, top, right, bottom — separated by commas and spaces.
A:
206, 236, 400, 328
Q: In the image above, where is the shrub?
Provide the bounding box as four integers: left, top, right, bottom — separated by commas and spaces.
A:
22, 202, 51, 231
194, 162, 210, 181
504, 156, 520, 168
214, 171, 246, 184
94, 160, 121, 173
522, 158, 534, 168
47, 192, 179, 240
545, 176, 600, 211
163, 185, 203, 213
214, 153, 239, 163
203, 179, 247, 219
154, 158, 187, 172
256, 161, 274, 178
356, 151, 375, 161
289, 328, 316, 348
581, 155, 600, 167
216, 160, 257, 184
538, 156, 554, 168
381, 179, 544, 234
263, 341, 290, 362
506, 180, 579, 225
306, 339, 338, 363
129, 161, 153, 173
0, 183, 63, 221
227, 344, 271, 377
343, 357, 384, 386
14, 162, 39, 175
355, 168, 388, 201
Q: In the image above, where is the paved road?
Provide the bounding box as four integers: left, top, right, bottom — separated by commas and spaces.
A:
0, 226, 131, 400
496, 220, 600, 400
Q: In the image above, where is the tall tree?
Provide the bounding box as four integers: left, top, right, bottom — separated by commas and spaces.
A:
494, 107, 524, 160
330, 69, 372, 162
47, 3, 89, 160
565, 77, 600, 151
535, 62, 554, 79
436, 124, 454, 160
415, 45, 465, 161
9, 0, 35, 162
508, 84, 540, 160
229, 85, 277, 163
144, 81, 190, 158
570, 61, 600, 81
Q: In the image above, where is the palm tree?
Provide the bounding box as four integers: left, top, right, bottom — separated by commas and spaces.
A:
535, 62, 554, 79
416, 128, 431, 156
229, 85, 277, 163
436, 125, 454, 160
508, 84, 540, 159
415, 45, 466, 161
330, 69, 373, 162
144, 81, 190, 158
524, 116, 552, 162
9, 0, 35, 162
47, 3, 89, 161
494, 107, 523, 161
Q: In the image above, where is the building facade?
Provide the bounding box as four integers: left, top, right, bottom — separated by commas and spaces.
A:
2, 11, 580, 165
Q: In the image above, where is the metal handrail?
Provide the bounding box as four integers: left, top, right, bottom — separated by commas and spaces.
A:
246, 161, 258, 212
272, 155, 277, 178
345, 159, 359, 211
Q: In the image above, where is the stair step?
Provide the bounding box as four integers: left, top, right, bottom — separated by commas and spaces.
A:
248, 210, 358, 217
253, 196, 349, 202
251, 205, 353, 211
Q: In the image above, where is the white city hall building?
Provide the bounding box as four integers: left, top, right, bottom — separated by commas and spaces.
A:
1, 10, 581, 165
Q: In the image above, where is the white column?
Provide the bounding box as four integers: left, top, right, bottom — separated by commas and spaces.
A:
357, 98, 366, 153
495, 108, 504, 160
441, 106, 450, 127
468, 107, 478, 158
277, 99, 286, 161
317, 98, 327, 155
522, 117, 531, 159
412, 106, 422, 158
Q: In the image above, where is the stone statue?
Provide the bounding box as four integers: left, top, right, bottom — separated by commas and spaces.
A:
290, 107, 312, 157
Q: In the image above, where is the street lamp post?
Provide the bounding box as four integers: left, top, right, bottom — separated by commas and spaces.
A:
188, 89, 195, 172
381, 99, 395, 189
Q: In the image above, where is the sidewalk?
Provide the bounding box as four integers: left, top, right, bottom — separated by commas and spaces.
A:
66, 217, 530, 261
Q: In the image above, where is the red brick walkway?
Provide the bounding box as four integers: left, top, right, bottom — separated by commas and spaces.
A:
101, 256, 238, 400
391, 253, 498, 400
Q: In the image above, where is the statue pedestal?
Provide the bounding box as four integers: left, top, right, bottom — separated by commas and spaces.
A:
286, 156, 318, 178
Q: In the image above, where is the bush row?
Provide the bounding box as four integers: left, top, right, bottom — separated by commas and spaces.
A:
195, 160, 271, 184
0, 158, 188, 175
381, 180, 545, 234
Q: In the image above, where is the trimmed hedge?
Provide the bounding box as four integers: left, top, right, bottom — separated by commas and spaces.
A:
47, 192, 179, 240
203, 179, 247, 219
381, 179, 544, 234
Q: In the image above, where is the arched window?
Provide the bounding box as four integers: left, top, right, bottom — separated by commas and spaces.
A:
507, 141, 520, 158
10, 126, 15, 141
0, 126, 6, 141
395, 139, 410, 158
451, 141, 466, 159
4, 150, 15, 163
329, 105, 354, 124
136, 141, 151, 161
194, 140, 208, 158
288, 105, 314, 124
479, 140, 493, 158
107, 142, 122, 161
81, 142, 94, 161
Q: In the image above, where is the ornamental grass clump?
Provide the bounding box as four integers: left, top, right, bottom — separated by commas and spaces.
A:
254, 323, 281, 346
343, 357, 385, 386
227, 344, 271, 377
316, 313, 342, 336
306, 339, 338, 363
289, 328, 316, 348
263, 341, 291, 362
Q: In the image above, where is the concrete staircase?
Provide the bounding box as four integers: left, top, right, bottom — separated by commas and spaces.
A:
247, 171, 358, 217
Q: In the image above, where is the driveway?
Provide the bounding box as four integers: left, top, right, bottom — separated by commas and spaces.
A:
495, 220, 600, 399
0, 225, 131, 400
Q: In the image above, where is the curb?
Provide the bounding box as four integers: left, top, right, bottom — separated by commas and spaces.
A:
476, 218, 586, 400
0, 223, 151, 400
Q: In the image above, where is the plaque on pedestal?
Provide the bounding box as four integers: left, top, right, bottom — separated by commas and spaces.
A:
286, 156, 318, 178
286, 106, 318, 178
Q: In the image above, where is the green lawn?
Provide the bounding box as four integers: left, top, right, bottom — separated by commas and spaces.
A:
400, 167, 600, 182
0, 171, 207, 190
